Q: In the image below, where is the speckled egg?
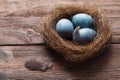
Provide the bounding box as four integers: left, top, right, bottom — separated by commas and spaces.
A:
55, 19, 74, 40
72, 13, 94, 28
73, 28, 96, 44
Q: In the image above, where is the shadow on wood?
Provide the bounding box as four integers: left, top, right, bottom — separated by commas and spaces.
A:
51, 45, 112, 79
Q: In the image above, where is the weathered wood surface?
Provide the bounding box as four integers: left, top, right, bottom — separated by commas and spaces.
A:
0, 0, 119, 45
0, 44, 120, 79
0, 0, 119, 79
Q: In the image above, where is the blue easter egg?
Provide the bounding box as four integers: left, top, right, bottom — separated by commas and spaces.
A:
73, 28, 96, 44
72, 13, 94, 28
55, 19, 74, 40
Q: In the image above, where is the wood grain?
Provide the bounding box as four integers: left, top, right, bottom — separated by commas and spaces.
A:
0, 0, 119, 79
0, 17, 45, 45
0, 44, 119, 79
0, 0, 119, 45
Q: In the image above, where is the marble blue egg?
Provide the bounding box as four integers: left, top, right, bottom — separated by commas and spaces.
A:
72, 13, 94, 28
55, 19, 74, 40
73, 28, 96, 44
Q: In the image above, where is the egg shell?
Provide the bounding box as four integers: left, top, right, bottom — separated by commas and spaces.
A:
72, 13, 94, 28
55, 19, 74, 40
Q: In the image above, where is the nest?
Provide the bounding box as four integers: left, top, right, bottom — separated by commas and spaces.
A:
42, 5, 112, 63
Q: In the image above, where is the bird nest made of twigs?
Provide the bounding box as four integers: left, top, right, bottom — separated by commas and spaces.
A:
42, 4, 112, 63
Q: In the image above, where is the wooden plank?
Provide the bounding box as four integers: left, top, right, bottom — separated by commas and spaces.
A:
0, 44, 119, 79
0, 0, 120, 45
0, 0, 119, 45
0, 0, 120, 17
0, 17, 119, 45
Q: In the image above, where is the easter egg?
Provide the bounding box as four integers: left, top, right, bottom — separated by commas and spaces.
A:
73, 28, 96, 44
55, 19, 74, 40
72, 13, 94, 28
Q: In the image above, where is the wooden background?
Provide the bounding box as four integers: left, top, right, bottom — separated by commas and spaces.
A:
0, 0, 120, 79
